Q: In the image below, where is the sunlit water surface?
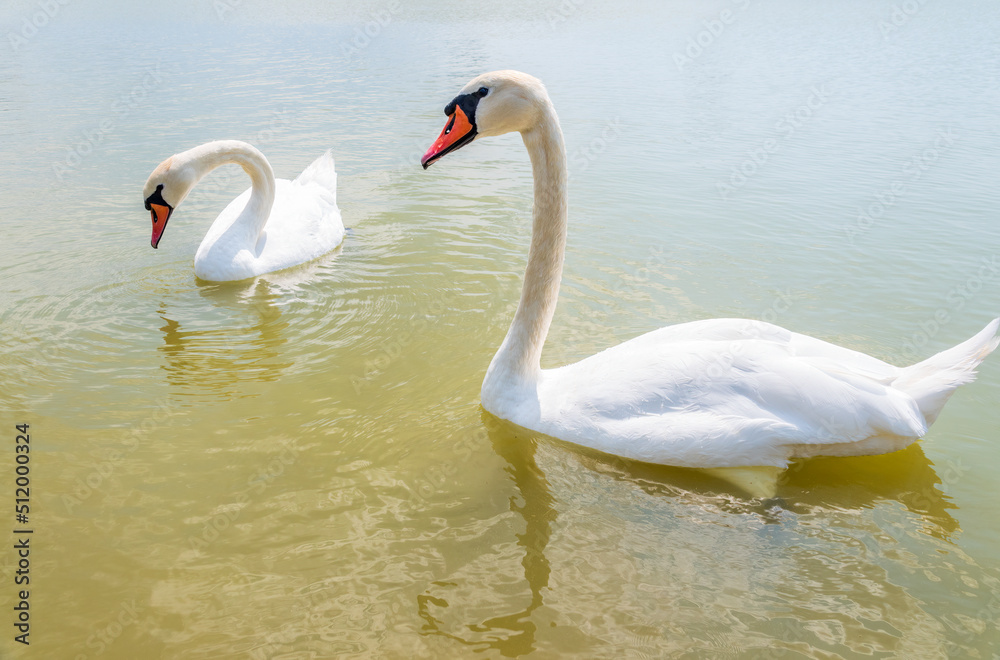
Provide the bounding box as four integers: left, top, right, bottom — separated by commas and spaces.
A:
1, 0, 999, 657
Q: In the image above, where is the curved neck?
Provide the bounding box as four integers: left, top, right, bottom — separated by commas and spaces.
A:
486, 103, 568, 386
183, 140, 275, 240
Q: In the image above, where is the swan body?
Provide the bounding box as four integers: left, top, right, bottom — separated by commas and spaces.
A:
143, 140, 344, 282
422, 70, 999, 470
529, 317, 999, 468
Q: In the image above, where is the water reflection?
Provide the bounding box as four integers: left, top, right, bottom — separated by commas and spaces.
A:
157, 278, 291, 397
543, 430, 959, 540
416, 409, 962, 654
417, 412, 557, 657
454, 417, 970, 656
781, 443, 961, 540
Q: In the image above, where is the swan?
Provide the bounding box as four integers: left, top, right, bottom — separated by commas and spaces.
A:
421, 70, 999, 480
142, 140, 344, 282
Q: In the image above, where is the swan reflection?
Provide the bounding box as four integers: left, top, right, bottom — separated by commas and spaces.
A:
544, 429, 959, 540
157, 278, 291, 397
417, 413, 961, 656
417, 413, 557, 656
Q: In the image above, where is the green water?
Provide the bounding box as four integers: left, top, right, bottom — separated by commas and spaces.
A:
1, 0, 999, 657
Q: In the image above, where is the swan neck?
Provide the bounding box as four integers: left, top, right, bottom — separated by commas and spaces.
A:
187, 141, 275, 239
489, 103, 568, 386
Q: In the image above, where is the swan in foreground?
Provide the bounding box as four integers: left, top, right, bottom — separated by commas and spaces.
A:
421, 70, 999, 486
143, 140, 344, 282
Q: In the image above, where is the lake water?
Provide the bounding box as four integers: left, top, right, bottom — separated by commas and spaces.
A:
2, 0, 999, 657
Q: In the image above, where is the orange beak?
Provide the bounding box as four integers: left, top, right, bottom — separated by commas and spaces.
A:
149, 203, 171, 249
421, 105, 477, 169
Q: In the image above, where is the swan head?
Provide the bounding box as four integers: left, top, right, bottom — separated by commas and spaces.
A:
143, 154, 198, 249
421, 70, 550, 169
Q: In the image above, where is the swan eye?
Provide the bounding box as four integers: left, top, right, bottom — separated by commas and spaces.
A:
478, 87, 489, 98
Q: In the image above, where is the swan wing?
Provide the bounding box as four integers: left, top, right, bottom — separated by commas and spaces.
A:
533, 321, 926, 468
253, 177, 344, 268
194, 153, 344, 280
619, 318, 900, 379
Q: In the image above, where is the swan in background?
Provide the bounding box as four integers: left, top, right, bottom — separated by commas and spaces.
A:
421, 70, 999, 492
143, 140, 344, 282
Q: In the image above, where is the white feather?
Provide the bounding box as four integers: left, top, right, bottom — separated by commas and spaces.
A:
144, 141, 344, 282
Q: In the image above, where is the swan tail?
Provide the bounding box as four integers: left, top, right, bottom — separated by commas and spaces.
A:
893, 318, 1000, 425
296, 149, 338, 199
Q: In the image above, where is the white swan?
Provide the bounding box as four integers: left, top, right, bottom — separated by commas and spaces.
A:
422, 70, 999, 475
142, 140, 344, 282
